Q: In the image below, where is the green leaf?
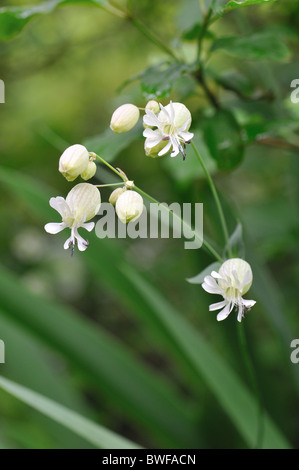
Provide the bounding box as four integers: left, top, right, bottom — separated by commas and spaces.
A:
228, 222, 245, 258
0, 376, 140, 449
216, 0, 278, 17
186, 261, 221, 284
0, 311, 95, 448
0, 260, 197, 448
123, 266, 291, 449
141, 62, 192, 100
211, 33, 290, 62
0, 166, 291, 448
182, 23, 215, 41
0, 0, 111, 41
202, 109, 245, 170
83, 124, 142, 163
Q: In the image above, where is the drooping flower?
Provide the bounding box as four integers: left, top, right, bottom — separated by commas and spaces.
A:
44, 183, 101, 253
110, 104, 140, 134
143, 101, 194, 159
202, 258, 256, 322
115, 190, 144, 224
59, 144, 90, 182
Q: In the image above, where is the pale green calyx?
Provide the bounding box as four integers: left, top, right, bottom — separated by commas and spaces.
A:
81, 160, 97, 181
59, 144, 89, 182
109, 187, 125, 206
115, 190, 144, 224
110, 104, 140, 134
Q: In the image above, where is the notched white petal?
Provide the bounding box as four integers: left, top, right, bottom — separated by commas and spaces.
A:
44, 222, 66, 234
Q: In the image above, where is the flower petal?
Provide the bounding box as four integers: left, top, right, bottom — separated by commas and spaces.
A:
216, 302, 233, 321
158, 140, 172, 156
202, 281, 222, 295
82, 222, 95, 232
49, 197, 70, 219
44, 222, 66, 234
209, 300, 228, 311
242, 299, 256, 309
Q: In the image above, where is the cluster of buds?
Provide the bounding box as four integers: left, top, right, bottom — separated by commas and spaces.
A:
109, 180, 144, 224
45, 143, 144, 253
110, 100, 194, 160
59, 144, 96, 182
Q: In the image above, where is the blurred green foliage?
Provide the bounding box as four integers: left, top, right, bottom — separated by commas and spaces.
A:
0, 0, 298, 449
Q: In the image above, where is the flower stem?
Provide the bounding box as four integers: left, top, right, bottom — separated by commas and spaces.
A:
93, 153, 127, 181
94, 153, 223, 262
128, 16, 179, 61
95, 182, 124, 188
191, 141, 232, 257
237, 323, 264, 449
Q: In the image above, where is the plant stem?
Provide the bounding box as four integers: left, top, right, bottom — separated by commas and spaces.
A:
95, 182, 124, 188
199, 0, 207, 16
191, 141, 231, 256
94, 154, 223, 262
128, 16, 179, 61
93, 153, 127, 181
237, 323, 264, 449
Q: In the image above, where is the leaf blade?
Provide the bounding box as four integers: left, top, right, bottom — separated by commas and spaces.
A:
0, 376, 141, 449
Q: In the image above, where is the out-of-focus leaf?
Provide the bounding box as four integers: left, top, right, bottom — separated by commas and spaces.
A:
212, 70, 255, 97
141, 62, 193, 100
228, 222, 245, 258
202, 109, 245, 170
211, 33, 290, 62
186, 261, 221, 284
0, 311, 95, 448
0, 376, 141, 449
215, 0, 278, 17
0, 0, 112, 41
123, 265, 291, 449
0, 261, 197, 448
83, 124, 142, 163
182, 23, 215, 41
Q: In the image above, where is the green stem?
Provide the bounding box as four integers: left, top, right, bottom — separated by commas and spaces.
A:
191, 141, 231, 256
135, 185, 222, 262
95, 182, 124, 188
94, 154, 223, 262
93, 153, 127, 181
237, 323, 264, 449
128, 16, 179, 61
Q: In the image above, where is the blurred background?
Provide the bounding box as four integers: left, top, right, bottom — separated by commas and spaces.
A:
0, 0, 298, 449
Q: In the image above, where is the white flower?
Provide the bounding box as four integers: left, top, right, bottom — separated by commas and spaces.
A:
59, 144, 90, 182
143, 101, 194, 159
202, 258, 256, 322
44, 183, 101, 253
115, 190, 144, 224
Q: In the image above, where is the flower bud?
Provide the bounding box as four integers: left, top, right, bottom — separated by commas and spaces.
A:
145, 100, 160, 114
59, 144, 89, 182
81, 160, 97, 181
115, 190, 144, 224
109, 187, 125, 206
110, 104, 140, 134
66, 183, 101, 223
